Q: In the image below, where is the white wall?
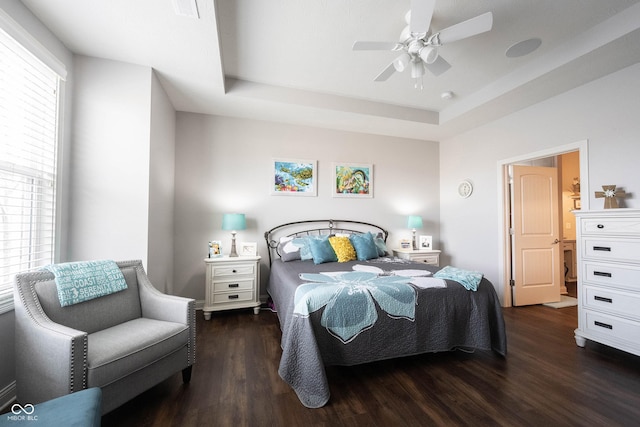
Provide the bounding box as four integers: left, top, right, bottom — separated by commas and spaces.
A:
69, 56, 152, 265
440, 63, 640, 304
147, 72, 176, 293
174, 113, 440, 302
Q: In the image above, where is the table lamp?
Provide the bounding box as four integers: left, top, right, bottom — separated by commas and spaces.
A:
407, 215, 423, 250
222, 213, 246, 257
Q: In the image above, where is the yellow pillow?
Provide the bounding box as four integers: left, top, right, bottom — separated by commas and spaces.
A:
329, 236, 357, 263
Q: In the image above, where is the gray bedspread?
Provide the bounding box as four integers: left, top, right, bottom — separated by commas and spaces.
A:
267, 258, 507, 408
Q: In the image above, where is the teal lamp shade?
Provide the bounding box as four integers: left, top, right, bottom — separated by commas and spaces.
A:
407, 215, 423, 230
222, 213, 246, 231
222, 213, 246, 256
407, 215, 423, 250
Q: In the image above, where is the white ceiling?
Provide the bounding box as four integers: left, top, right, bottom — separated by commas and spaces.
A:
18, 0, 640, 141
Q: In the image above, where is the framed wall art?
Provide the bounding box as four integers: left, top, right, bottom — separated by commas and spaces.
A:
271, 159, 317, 196
332, 162, 373, 198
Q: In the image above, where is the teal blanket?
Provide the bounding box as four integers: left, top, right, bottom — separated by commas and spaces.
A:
43, 260, 128, 307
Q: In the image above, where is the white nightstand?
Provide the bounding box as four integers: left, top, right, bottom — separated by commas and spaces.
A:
203, 255, 261, 320
393, 248, 441, 266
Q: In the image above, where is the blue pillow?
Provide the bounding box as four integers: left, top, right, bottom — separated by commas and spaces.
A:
349, 232, 379, 261
374, 234, 389, 256
297, 236, 318, 261
308, 236, 338, 264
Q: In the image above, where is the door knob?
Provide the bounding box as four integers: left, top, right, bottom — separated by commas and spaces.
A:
552, 239, 560, 244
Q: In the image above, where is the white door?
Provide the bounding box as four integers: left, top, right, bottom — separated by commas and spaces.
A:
511, 165, 562, 306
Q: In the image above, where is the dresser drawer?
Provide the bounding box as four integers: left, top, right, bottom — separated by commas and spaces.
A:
582, 238, 640, 264
211, 263, 255, 278
213, 278, 255, 293
584, 285, 640, 319
582, 217, 640, 236
583, 309, 640, 344
583, 261, 640, 291
211, 290, 254, 304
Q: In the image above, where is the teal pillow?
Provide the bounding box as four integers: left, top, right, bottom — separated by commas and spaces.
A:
349, 232, 379, 261
374, 234, 389, 256
308, 236, 338, 264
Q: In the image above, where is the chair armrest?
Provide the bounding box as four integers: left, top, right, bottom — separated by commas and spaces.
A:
14, 302, 88, 403
134, 264, 196, 365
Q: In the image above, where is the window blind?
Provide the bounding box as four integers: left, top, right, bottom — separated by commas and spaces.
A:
0, 27, 61, 313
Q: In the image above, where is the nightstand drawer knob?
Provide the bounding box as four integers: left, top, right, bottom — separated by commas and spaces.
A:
593, 271, 612, 278
597, 224, 604, 229
228, 295, 239, 300
594, 295, 613, 303
232, 269, 237, 273
593, 246, 611, 252
228, 283, 239, 288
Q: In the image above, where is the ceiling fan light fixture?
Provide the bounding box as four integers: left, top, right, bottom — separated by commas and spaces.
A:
393, 52, 411, 72
419, 46, 438, 64
410, 60, 425, 79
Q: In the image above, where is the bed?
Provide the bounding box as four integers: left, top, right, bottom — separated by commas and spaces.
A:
264, 219, 507, 408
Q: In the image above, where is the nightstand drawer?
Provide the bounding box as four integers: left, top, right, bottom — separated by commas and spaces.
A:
211, 264, 255, 277
211, 291, 254, 304
411, 255, 439, 266
213, 278, 255, 293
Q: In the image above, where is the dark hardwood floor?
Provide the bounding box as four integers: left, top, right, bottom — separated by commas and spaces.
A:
102, 304, 640, 427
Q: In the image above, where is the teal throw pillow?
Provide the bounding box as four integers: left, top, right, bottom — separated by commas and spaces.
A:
308, 236, 338, 264
349, 232, 379, 261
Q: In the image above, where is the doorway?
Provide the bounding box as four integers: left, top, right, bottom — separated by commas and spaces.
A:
498, 140, 590, 307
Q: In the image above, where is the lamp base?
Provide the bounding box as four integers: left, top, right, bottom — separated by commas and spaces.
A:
412, 229, 418, 251
229, 232, 239, 257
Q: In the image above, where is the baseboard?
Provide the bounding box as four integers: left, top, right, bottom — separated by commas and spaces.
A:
0, 381, 16, 412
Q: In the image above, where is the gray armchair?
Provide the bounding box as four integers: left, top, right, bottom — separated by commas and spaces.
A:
13, 259, 195, 414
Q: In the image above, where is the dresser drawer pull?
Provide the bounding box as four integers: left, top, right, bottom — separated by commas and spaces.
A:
594, 321, 613, 330
228, 283, 239, 288
597, 224, 604, 229
594, 295, 613, 303
593, 246, 611, 252
593, 271, 612, 278
228, 294, 239, 300
232, 269, 237, 273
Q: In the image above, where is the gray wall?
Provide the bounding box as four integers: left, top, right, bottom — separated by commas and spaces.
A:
173, 113, 440, 302
440, 63, 640, 304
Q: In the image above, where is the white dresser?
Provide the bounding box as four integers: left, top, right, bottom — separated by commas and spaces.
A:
574, 209, 640, 356
203, 255, 261, 320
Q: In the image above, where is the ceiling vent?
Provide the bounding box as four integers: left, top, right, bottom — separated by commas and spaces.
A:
172, 0, 200, 19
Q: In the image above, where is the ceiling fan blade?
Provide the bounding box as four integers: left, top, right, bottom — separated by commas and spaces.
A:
374, 62, 397, 82
409, 0, 436, 36
437, 11, 493, 44
425, 55, 451, 76
352, 41, 401, 51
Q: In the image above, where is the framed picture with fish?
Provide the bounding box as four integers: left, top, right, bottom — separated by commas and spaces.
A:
272, 159, 317, 196
332, 162, 373, 198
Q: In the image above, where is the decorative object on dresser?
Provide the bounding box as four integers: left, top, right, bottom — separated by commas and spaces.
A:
208, 240, 222, 258
419, 235, 433, 249
393, 247, 441, 266
203, 255, 261, 319
594, 185, 628, 209
240, 241, 258, 256
574, 209, 640, 357
221, 213, 246, 257
407, 215, 423, 250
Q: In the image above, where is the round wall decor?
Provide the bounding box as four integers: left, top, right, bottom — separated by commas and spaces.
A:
458, 180, 473, 198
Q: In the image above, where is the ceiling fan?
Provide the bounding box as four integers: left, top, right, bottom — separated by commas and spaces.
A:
353, 0, 493, 87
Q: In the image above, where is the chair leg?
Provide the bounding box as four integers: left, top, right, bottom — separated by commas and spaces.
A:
182, 366, 193, 383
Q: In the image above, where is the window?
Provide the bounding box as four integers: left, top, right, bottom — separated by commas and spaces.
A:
0, 26, 62, 314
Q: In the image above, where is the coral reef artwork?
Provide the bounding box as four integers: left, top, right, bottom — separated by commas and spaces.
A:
273, 160, 317, 196
333, 163, 373, 198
